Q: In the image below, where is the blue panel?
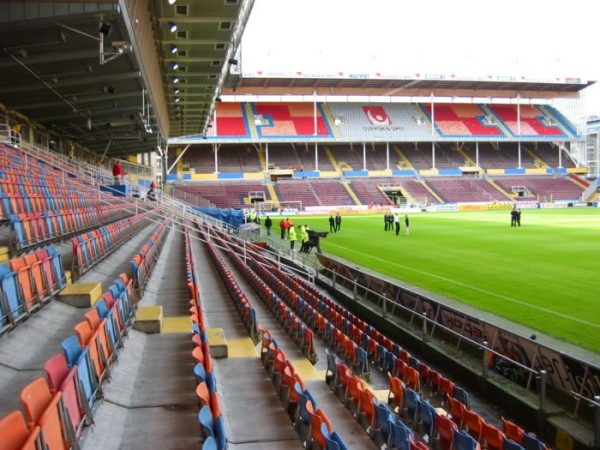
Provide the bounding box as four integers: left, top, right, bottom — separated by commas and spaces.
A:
438, 169, 462, 176
182, 173, 192, 180
217, 172, 244, 179
505, 168, 526, 175
554, 167, 567, 174
344, 170, 369, 177
391, 170, 416, 176
293, 171, 320, 178
166, 174, 179, 181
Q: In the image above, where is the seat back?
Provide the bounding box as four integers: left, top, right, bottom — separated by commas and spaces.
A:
454, 428, 481, 450
20, 377, 53, 431
0, 410, 31, 449
43, 353, 69, 394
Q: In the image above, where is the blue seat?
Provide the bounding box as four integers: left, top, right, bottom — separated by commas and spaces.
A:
389, 419, 414, 450
403, 386, 420, 423
198, 405, 215, 439
325, 431, 349, 450
385, 350, 397, 374
75, 346, 101, 410
504, 439, 525, 450
206, 371, 217, 394
0, 263, 28, 327
105, 308, 121, 351
214, 415, 227, 450
46, 246, 67, 289
202, 436, 217, 450
374, 400, 395, 444
8, 214, 27, 250
376, 345, 387, 369
454, 428, 481, 450
418, 399, 436, 439
295, 383, 314, 432
355, 347, 369, 377
61, 334, 83, 368
325, 348, 339, 386
95, 299, 109, 319
522, 433, 544, 450
194, 362, 207, 383
408, 356, 420, 371
453, 385, 469, 408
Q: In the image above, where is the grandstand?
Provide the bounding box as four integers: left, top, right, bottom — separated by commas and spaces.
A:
1, 1, 599, 450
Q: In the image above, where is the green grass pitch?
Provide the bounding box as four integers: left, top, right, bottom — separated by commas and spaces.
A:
294, 208, 600, 354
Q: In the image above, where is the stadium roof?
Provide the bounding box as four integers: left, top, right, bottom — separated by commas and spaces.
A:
0, 0, 594, 158
226, 73, 594, 98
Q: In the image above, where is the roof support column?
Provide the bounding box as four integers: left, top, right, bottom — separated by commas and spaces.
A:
314, 142, 318, 171
386, 142, 390, 171
363, 142, 367, 171
431, 92, 436, 170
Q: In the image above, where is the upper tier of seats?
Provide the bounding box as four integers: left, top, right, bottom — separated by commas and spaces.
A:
204, 102, 579, 141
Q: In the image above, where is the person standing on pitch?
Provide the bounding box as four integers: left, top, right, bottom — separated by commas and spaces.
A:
405, 214, 410, 235
394, 213, 401, 236
335, 213, 342, 232
265, 216, 272, 236
329, 215, 336, 233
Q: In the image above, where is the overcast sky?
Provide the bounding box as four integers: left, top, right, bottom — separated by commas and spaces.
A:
241, 0, 600, 115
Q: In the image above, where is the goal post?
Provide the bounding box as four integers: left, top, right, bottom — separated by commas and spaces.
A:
255, 200, 303, 214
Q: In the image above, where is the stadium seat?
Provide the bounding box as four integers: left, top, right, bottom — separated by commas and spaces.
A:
0, 410, 41, 450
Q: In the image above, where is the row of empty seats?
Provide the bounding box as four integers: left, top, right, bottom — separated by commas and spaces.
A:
9, 205, 132, 255
130, 216, 171, 297
186, 227, 228, 450
71, 209, 154, 279
1, 246, 67, 336
259, 325, 351, 449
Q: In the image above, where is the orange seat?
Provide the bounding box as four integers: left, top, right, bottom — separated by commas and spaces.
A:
440, 377, 455, 400
196, 382, 210, 406
387, 373, 404, 412
502, 417, 524, 444
74, 320, 93, 348
463, 408, 484, 441
309, 408, 333, 449
359, 388, 376, 428
84, 309, 101, 331
482, 421, 505, 450
405, 367, 421, 393
38, 392, 70, 450
446, 395, 466, 428
0, 410, 40, 450
19, 377, 52, 431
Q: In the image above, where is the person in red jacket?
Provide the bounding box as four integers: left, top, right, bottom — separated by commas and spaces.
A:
112, 161, 124, 184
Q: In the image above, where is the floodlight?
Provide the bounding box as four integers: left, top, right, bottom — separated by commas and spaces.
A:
172, 62, 179, 70
170, 44, 178, 54
169, 22, 177, 33
173, 76, 179, 83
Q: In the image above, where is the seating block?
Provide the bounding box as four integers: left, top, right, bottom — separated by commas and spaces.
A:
0, 246, 8, 264
134, 306, 163, 334
206, 327, 229, 358
58, 282, 102, 308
